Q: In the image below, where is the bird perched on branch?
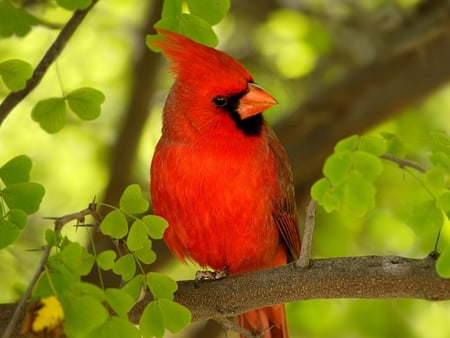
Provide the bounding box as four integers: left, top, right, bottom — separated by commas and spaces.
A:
150, 29, 301, 338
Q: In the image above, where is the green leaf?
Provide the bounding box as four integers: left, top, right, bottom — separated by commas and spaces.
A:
0, 155, 32, 185
161, 0, 182, 17
352, 151, 384, 180
70, 282, 105, 302
122, 275, 145, 301
135, 246, 157, 265
146, 272, 177, 300
56, 0, 92, 11
425, 166, 448, 191
120, 184, 149, 215
139, 301, 165, 338
105, 288, 135, 318
59, 242, 95, 276
0, 219, 20, 249
159, 298, 191, 333
407, 200, 443, 237
150, 13, 218, 50
344, 174, 376, 217
187, 0, 230, 25
0, 59, 33, 91
100, 209, 128, 239
358, 135, 387, 156
62, 294, 108, 337
31, 98, 67, 133
8, 209, 27, 229
1, 182, 45, 214
142, 215, 168, 239
96, 250, 117, 270
311, 178, 340, 213
334, 135, 359, 152
323, 151, 352, 184
45, 228, 59, 247
112, 254, 136, 281
436, 242, 450, 278
0, 0, 38, 37
437, 192, 450, 212
430, 151, 450, 171
67, 87, 105, 121
88, 317, 140, 338
127, 220, 149, 251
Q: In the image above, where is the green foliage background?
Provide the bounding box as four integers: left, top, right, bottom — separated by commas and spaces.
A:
0, 0, 449, 337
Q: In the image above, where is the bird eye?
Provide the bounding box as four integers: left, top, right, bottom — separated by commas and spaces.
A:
213, 96, 228, 107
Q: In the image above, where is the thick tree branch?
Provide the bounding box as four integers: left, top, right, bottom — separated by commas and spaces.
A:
1, 255, 448, 336
0, 1, 99, 125
130, 255, 448, 323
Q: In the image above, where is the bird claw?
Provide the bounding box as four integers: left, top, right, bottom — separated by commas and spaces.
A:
195, 268, 228, 281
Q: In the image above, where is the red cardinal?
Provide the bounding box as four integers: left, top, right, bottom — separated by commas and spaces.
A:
150, 29, 301, 338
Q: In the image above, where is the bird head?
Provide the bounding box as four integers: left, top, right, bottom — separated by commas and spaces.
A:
152, 29, 277, 137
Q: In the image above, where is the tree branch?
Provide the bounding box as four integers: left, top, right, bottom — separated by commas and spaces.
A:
1, 255, 448, 336
130, 255, 447, 323
0, 0, 99, 125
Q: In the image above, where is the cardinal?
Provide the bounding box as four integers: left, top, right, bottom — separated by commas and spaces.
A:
150, 29, 301, 338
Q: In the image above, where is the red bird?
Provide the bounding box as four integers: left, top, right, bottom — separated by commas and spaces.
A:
150, 29, 301, 338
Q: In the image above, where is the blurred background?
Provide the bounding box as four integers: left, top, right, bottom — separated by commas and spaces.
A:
1, 0, 450, 337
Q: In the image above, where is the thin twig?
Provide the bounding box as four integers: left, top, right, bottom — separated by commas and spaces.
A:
2, 202, 101, 338
0, 0, 99, 125
296, 199, 317, 268
380, 153, 427, 173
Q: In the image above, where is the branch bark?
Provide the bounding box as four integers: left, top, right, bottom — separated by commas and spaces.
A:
1, 255, 448, 336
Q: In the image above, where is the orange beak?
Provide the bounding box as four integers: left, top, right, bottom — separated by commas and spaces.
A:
237, 83, 278, 119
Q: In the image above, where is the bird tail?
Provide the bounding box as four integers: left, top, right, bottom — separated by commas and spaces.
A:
237, 304, 288, 338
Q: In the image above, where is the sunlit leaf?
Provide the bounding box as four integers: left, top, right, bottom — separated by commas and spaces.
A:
436, 241, 450, 278
105, 288, 135, 318
146, 272, 177, 300
334, 135, 359, 152
142, 215, 168, 239
159, 298, 191, 333
0, 0, 38, 37
0, 59, 32, 91
139, 301, 165, 338
62, 294, 108, 337
344, 174, 376, 217
88, 317, 140, 338
100, 209, 128, 239
0, 154, 32, 185
31, 98, 67, 133
0, 219, 20, 249
8, 209, 27, 229
67, 87, 105, 121
59, 242, 95, 276
353, 151, 384, 180
119, 184, 149, 215
323, 151, 352, 184
122, 275, 145, 301
358, 135, 387, 156
407, 200, 443, 237
112, 254, 136, 281
187, 0, 230, 25
2, 182, 45, 214
127, 220, 149, 251
96, 250, 117, 271
135, 246, 157, 265
149, 13, 217, 52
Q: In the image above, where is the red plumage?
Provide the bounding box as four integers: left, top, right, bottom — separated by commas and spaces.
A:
150, 29, 301, 338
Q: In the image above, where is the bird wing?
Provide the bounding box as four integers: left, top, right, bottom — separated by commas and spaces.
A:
267, 127, 302, 260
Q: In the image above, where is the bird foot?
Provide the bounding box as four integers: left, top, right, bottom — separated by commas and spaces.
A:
195, 268, 228, 281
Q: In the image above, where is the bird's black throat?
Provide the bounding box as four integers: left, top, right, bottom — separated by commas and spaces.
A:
213, 91, 264, 136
